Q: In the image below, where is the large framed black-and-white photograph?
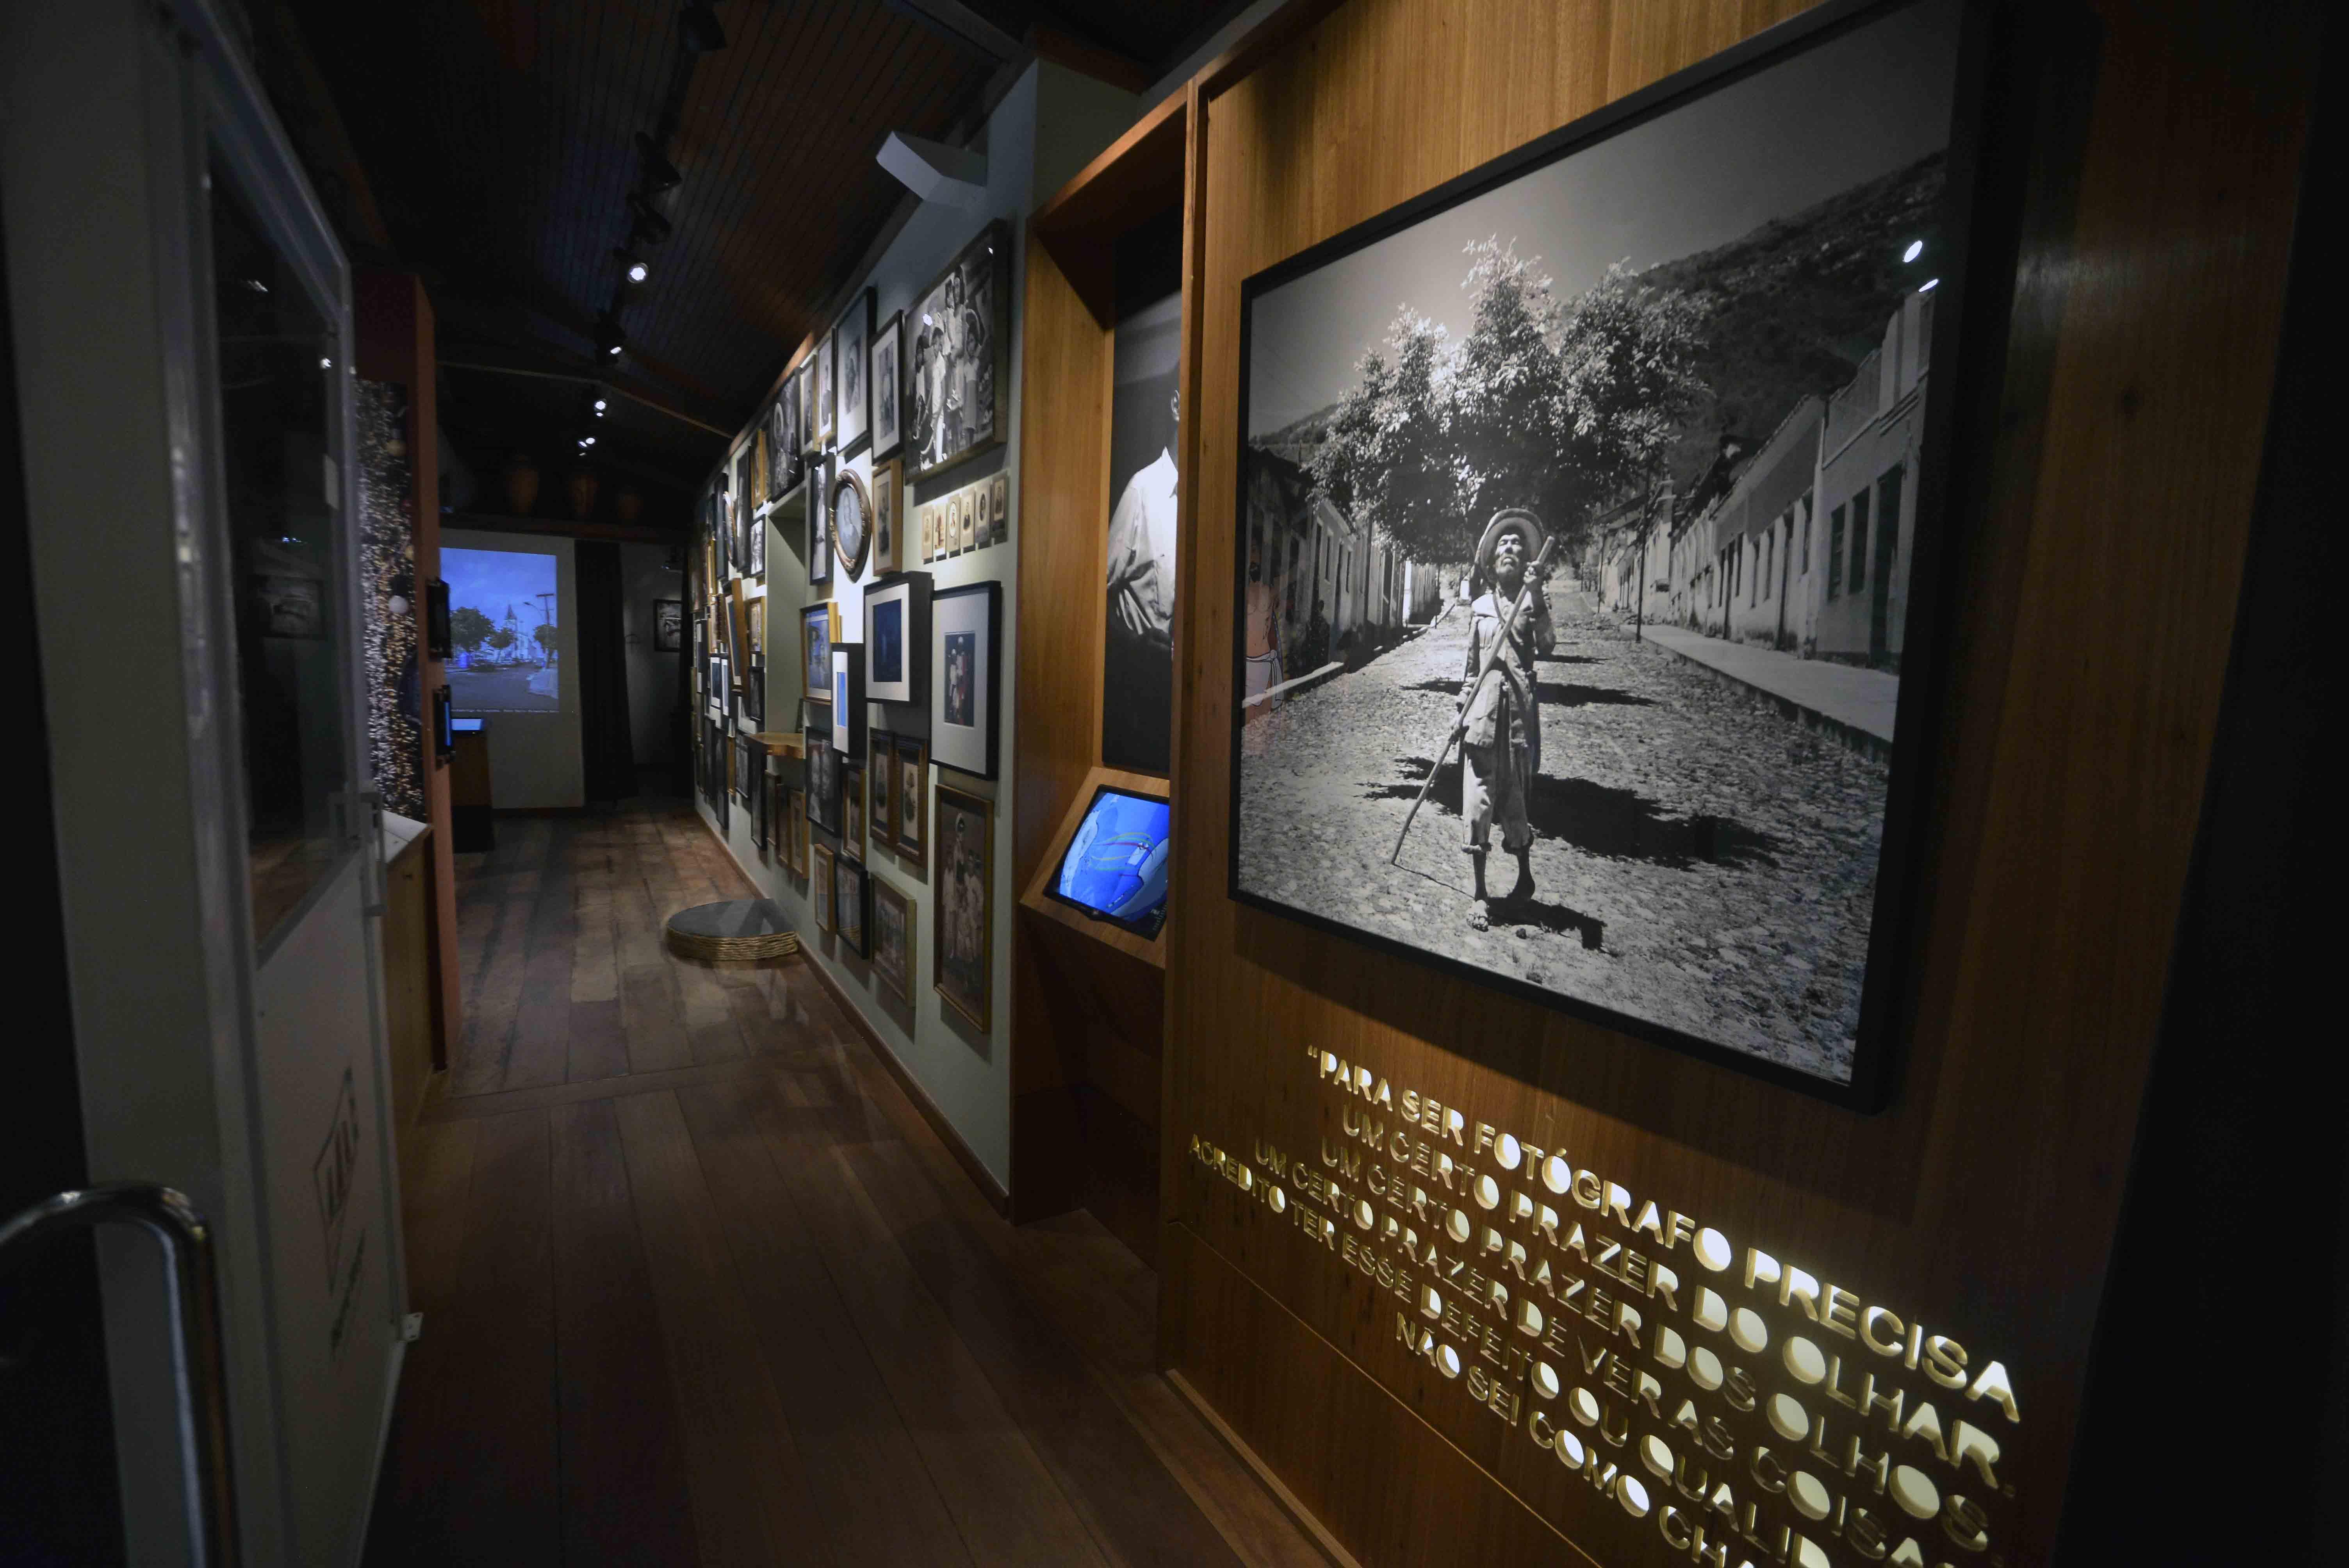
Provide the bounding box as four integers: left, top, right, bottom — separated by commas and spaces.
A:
805, 453, 832, 586
1104, 260, 1183, 776
1227, 0, 1992, 1108
835, 287, 873, 453
863, 571, 930, 705
930, 580, 1000, 780
905, 221, 1009, 483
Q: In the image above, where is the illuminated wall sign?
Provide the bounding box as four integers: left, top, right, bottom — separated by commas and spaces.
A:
1188, 1048, 2024, 1566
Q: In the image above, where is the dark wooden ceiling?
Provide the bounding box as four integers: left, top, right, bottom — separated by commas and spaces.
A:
269, 0, 1236, 526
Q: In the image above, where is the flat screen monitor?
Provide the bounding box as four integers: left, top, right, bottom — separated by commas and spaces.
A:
1047, 784, 1170, 938
444, 545, 563, 713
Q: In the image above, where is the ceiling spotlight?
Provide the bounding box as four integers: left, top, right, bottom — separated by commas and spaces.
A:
583, 435, 597, 446
593, 398, 608, 415
636, 133, 682, 193
1902, 239, 1925, 263
679, 3, 726, 54
626, 259, 650, 284
1919, 277, 1941, 293
595, 317, 626, 358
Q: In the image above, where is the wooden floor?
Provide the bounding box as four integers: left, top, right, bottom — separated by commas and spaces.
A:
365, 806, 1330, 1568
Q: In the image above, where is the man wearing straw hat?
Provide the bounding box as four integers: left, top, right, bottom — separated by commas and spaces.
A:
1458, 508, 1556, 929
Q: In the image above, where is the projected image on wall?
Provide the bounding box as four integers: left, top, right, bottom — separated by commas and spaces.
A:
445, 547, 563, 712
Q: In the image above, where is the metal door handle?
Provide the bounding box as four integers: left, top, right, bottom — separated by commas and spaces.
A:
0, 1183, 241, 1567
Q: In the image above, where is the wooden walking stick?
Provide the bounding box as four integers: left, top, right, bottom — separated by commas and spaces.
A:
1389, 536, 1556, 864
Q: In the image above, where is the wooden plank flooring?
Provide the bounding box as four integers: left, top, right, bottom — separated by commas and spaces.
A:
365, 805, 1331, 1568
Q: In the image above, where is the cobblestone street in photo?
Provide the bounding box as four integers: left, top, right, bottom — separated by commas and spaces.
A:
1236, 584, 1888, 1081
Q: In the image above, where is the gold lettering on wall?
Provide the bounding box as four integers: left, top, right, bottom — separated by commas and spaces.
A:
1185, 1049, 2029, 1566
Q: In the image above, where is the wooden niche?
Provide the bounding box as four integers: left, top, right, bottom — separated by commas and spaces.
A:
1157, 1, 2319, 1566
1011, 93, 1188, 1258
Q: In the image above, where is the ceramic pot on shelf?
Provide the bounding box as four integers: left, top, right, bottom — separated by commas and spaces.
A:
567, 468, 601, 520
502, 452, 540, 515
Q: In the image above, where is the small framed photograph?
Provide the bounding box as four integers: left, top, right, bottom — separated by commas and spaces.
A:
797, 360, 820, 456
870, 458, 904, 575
930, 581, 1000, 779
734, 732, 758, 805
989, 474, 1009, 541
767, 775, 787, 864
834, 853, 870, 958
653, 599, 683, 652
811, 841, 836, 932
256, 573, 326, 640
959, 486, 978, 552
871, 732, 898, 847
835, 287, 873, 453
932, 782, 994, 1031
872, 311, 903, 458
741, 656, 764, 728
893, 734, 927, 870
841, 757, 866, 854
766, 392, 795, 500
806, 453, 833, 586
801, 600, 838, 700
753, 752, 772, 853
861, 571, 930, 705
919, 502, 936, 563
790, 787, 810, 877
830, 467, 873, 580
973, 479, 993, 547
831, 644, 866, 757
813, 330, 836, 448
872, 879, 914, 1005
806, 727, 839, 834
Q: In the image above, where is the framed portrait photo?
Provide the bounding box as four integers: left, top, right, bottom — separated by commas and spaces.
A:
813, 329, 836, 448
872, 311, 903, 458
930, 581, 1000, 780
805, 453, 833, 586
801, 600, 838, 700
841, 757, 866, 853
653, 599, 683, 653
834, 853, 870, 959
870, 733, 898, 848
989, 474, 1009, 544
872, 878, 914, 1005
831, 644, 866, 757
1225, 0, 1995, 1109
893, 733, 927, 869
811, 841, 835, 932
806, 727, 839, 835
835, 287, 873, 453
932, 782, 994, 1032
870, 458, 903, 576
862, 571, 930, 705
904, 220, 1010, 483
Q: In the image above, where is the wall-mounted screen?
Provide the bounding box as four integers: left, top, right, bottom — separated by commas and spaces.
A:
1048, 785, 1171, 938
445, 545, 563, 712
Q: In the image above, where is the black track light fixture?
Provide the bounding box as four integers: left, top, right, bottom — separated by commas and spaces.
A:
615, 247, 651, 285
627, 194, 672, 246
679, 3, 726, 55
635, 132, 682, 193
594, 317, 626, 360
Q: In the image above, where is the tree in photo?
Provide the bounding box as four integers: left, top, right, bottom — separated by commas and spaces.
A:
449, 604, 494, 658
1311, 242, 1704, 582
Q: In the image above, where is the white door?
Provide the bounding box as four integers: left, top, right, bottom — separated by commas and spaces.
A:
4, 3, 408, 1564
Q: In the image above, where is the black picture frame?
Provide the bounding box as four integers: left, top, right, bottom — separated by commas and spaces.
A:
904, 220, 1011, 484
806, 452, 833, 586
833, 853, 871, 959
834, 285, 874, 454
425, 579, 452, 660
830, 643, 866, 758
929, 580, 1001, 780
1223, 0, 2001, 1112
863, 570, 930, 706
653, 598, 683, 652
807, 727, 839, 834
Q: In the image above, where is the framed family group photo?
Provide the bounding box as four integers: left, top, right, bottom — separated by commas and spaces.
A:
1224, 0, 1995, 1108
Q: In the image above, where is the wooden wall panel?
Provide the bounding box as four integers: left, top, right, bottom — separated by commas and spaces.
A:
1160, 2, 2319, 1565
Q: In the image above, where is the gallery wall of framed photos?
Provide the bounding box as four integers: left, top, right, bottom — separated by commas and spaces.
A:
1148, 0, 2323, 1565
686, 61, 1143, 1206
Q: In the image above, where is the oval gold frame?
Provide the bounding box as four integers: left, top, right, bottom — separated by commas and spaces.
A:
829, 467, 873, 578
